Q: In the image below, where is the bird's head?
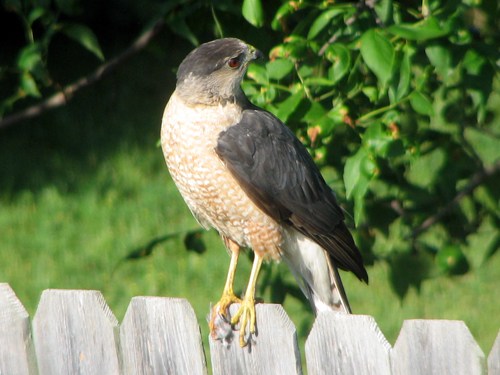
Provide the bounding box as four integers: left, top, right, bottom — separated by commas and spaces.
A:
175, 38, 263, 106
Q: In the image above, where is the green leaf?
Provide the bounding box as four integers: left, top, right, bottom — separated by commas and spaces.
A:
344, 146, 373, 210
28, 7, 46, 24
462, 49, 493, 124
465, 216, 500, 267
396, 43, 415, 100
247, 63, 268, 85
360, 29, 395, 86
362, 86, 378, 102
325, 43, 351, 83
20, 72, 42, 98
436, 245, 470, 276
307, 8, 344, 40
371, 216, 412, 256
388, 17, 451, 40
425, 45, 455, 84
362, 122, 404, 158
474, 180, 500, 214
303, 77, 334, 86
462, 49, 486, 76
363, 122, 390, 151
271, 2, 296, 31
417, 222, 449, 251
410, 91, 434, 116
276, 92, 303, 123
298, 63, 314, 78
166, 17, 198, 47
266, 59, 294, 80
60, 23, 104, 61
463, 127, 500, 167
327, 103, 349, 125
17, 43, 43, 72
380, 139, 405, 158
374, 0, 393, 25
407, 147, 446, 189
302, 101, 327, 124
283, 36, 309, 60
242, 0, 264, 28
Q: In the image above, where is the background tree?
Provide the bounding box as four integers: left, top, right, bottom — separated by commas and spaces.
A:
1, 0, 499, 324
237, 0, 500, 299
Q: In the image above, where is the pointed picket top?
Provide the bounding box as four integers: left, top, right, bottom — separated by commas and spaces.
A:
120, 296, 207, 375
209, 303, 302, 375
489, 329, 500, 375
305, 312, 391, 375
2, 284, 500, 374
32, 289, 120, 375
391, 319, 486, 375
0, 283, 38, 375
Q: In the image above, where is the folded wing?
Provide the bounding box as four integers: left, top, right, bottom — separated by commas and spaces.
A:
215, 108, 368, 283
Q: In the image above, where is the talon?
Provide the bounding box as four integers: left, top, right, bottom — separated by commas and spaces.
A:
209, 293, 242, 339
231, 295, 257, 347
209, 246, 263, 347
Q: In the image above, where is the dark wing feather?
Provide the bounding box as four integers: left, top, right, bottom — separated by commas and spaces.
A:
215, 109, 368, 282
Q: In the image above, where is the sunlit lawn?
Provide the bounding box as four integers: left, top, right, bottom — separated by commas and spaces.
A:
2, 143, 499, 364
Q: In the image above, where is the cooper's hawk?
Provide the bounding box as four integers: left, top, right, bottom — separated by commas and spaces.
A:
161, 38, 368, 347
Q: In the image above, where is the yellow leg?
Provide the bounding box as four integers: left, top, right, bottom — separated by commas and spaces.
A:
209, 241, 242, 337
231, 253, 263, 347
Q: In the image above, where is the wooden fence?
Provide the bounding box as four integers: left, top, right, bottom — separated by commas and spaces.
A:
0, 282, 499, 375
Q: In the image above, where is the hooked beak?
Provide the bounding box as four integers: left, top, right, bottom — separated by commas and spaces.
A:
253, 49, 264, 60
248, 45, 264, 62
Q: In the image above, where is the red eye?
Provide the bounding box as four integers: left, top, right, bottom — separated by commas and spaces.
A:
228, 57, 240, 68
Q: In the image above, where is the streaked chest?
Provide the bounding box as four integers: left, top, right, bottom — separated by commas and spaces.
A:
160, 92, 283, 258
160, 92, 243, 190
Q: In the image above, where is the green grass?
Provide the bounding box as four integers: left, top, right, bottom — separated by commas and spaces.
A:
1, 33, 499, 372
2, 142, 499, 362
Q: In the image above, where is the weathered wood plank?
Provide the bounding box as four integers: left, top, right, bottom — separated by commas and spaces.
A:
32, 289, 120, 375
305, 312, 391, 375
0, 283, 38, 375
120, 296, 207, 375
209, 303, 302, 375
391, 319, 486, 375
489, 329, 500, 375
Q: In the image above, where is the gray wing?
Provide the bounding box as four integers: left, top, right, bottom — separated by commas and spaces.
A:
215, 108, 368, 282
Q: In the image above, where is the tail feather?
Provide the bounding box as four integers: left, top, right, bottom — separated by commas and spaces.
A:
281, 226, 352, 315
326, 256, 352, 313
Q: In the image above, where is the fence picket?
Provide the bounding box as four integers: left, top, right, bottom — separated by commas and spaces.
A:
120, 296, 207, 375
489, 330, 500, 375
305, 312, 391, 375
32, 289, 120, 375
209, 303, 302, 375
391, 319, 487, 375
0, 283, 38, 375
0, 284, 497, 374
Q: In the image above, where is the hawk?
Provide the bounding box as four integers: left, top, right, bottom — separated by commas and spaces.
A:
161, 38, 368, 347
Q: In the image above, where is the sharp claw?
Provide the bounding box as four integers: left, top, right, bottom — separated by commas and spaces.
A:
249, 306, 256, 334
210, 250, 262, 347
230, 297, 257, 347
230, 309, 242, 325
240, 327, 247, 347
209, 294, 242, 342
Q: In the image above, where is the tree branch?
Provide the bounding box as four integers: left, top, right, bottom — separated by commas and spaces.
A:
0, 19, 165, 131
410, 158, 500, 238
